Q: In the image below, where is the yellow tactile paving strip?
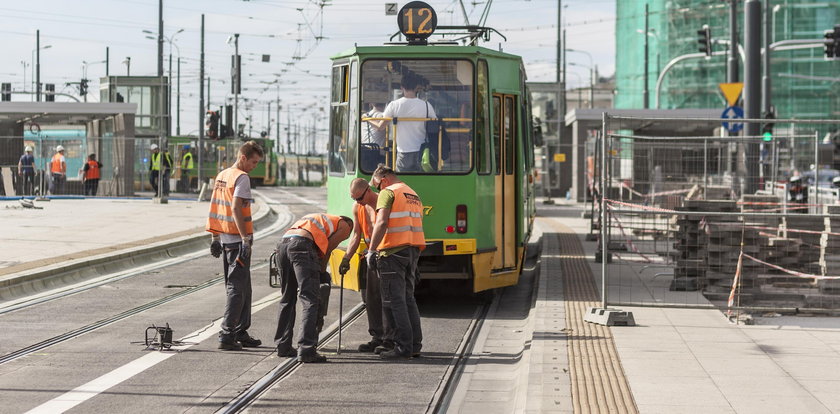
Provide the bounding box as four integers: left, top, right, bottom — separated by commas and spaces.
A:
547, 219, 638, 414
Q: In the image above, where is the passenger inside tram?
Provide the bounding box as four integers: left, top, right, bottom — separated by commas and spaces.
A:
354, 59, 474, 175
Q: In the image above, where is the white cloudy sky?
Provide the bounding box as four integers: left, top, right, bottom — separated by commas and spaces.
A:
1, 0, 615, 141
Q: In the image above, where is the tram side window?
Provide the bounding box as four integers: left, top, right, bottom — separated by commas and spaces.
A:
346, 61, 359, 173
476, 60, 491, 175
493, 96, 501, 175
504, 96, 515, 175
329, 65, 350, 175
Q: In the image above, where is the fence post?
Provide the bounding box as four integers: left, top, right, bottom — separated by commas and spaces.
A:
814, 131, 820, 211
600, 112, 608, 309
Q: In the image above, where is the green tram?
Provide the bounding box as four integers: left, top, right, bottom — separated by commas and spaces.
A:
326, 4, 537, 293
167, 136, 277, 187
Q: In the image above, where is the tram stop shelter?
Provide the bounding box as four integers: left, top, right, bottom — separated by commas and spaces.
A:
560, 108, 722, 201
0, 102, 137, 196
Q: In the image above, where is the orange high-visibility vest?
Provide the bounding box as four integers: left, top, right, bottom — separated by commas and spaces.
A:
355, 202, 373, 244
85, 160, 100, 180
379, 182, 425, 251
288, 213, 343, 256
205, 168, 253, 236
50, 153, 65, 174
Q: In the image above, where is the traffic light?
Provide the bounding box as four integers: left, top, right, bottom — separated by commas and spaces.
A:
45, 84, 55, 102
1, 83, 10, 101
697, 25, 712, 57
79, 79, 89, 96
205, 110, 219, 139
762, 107, 775, 142
825, 24, 840, 59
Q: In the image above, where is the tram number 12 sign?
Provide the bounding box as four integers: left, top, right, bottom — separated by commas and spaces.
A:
398, 1, 438, 44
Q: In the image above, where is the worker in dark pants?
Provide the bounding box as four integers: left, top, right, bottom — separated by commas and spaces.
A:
367, 164, 425, 359
206, 141, 265, 350
340, 178, 393, 353
274, 214, 352, 363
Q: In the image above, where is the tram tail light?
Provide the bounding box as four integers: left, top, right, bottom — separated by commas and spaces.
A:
456, 204, 467, 233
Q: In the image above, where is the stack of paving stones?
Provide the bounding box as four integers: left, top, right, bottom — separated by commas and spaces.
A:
672, 200, 742, 291
819, 205, 840, 293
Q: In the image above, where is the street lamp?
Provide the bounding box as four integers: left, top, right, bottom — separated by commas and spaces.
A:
145, 28, 184, 135
122, 57, 131, 75
567, 61, 595, 109
32, 44, 51, 102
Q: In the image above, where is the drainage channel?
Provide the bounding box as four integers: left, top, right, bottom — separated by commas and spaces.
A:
219, 302, 368, 414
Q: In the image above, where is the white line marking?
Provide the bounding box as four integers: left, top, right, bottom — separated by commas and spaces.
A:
25, 291, 283, 414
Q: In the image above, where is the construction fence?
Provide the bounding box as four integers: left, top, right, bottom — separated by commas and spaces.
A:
0, 134, 326, 198
592, 114, 840, 317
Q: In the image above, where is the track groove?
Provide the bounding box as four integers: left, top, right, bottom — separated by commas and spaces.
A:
545, 220, 638, 414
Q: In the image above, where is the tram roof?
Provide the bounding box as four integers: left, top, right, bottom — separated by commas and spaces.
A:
331, 45, 522, 61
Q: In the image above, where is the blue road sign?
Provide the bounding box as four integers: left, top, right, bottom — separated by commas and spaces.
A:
721, 106, 744, 133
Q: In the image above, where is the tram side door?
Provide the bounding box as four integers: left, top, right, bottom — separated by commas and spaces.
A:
492, 94, 517, 270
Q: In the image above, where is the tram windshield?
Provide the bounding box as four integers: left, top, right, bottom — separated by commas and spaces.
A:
359, 59, 474, 174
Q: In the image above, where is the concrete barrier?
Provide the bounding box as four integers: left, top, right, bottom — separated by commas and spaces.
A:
0, 199, 280, 301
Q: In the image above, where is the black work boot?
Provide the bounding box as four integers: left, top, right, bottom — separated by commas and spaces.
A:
218, 334, 242, 351
236, 331, 262, 347
374, 340, 395, 355
298, 352, 327, 363
358, 338, 383, 353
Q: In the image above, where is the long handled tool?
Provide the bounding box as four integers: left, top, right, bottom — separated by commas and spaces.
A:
337, 269, 346, 354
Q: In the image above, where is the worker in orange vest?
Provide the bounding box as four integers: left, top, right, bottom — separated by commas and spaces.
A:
49, 145, 67, 195
367, 164, 425, 359
82, 154, 103, 196
273, 213, 352, 363
206, 141, 265, 351
340, 177, 393, 353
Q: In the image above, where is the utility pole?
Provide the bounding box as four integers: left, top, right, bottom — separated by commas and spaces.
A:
36, 30, 41, 102
157, 0, 164, 77
643, 3, 649, 109
744, 0, 761, 194
177, 57, 181, 135
276, 85, 281, 153
728, 0, 739, 83
106, 47, 109, 76
761, 0, 772, 117
233, 33, 240, 139
199, 14, 205, 189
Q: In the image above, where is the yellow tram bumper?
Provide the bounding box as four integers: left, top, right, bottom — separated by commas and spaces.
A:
327, 240, 523, 293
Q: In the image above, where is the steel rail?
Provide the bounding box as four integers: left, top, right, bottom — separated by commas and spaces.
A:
219, 302, 367, 414
0, 273, 232, 366
426, 297, 494, 414
0, 190, 292, 315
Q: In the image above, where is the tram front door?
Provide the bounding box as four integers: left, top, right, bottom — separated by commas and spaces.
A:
492, 93, 517, 271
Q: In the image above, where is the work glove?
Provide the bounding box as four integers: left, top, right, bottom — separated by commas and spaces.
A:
210, 239, 223, 258
339, 256, 351, 276
365, 250, 378, 271
239, 239, 251, 261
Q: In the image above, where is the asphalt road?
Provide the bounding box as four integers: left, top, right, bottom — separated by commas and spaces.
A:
0, 187, 513, 413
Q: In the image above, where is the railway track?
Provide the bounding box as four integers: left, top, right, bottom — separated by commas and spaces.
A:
219, 302, 368, 413
425, 295, 495, 413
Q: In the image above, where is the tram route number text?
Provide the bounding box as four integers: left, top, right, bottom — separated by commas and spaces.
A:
402, 8, 434, 34
423, 206, 433, 216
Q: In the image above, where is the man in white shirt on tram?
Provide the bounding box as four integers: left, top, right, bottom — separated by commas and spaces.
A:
374, 74, 436, 173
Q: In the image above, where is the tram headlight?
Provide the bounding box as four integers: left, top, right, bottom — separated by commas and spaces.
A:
456, 204, 467, 234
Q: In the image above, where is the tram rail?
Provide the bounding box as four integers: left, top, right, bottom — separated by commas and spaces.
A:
426, 295, 495, 413
219, 302, 368, 413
